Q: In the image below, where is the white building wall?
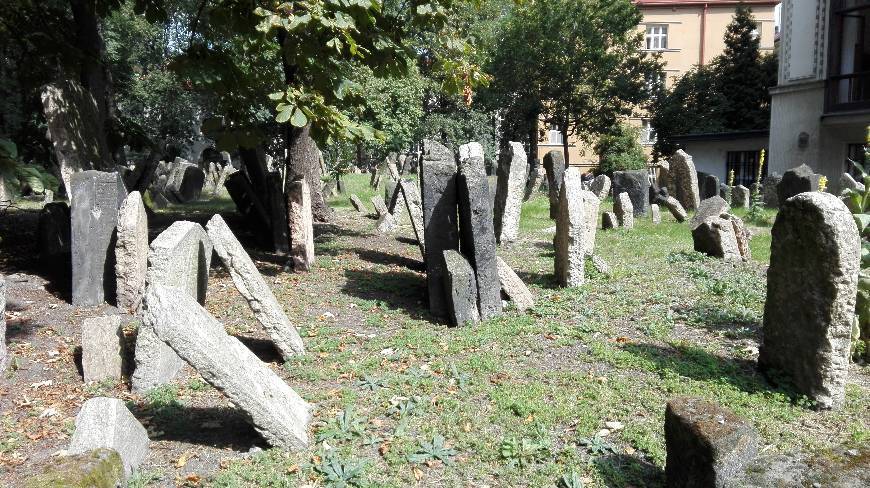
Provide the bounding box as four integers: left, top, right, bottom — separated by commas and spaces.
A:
680, 137, 770, 182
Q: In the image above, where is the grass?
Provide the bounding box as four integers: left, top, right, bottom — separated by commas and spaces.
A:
152, 174, 866, 487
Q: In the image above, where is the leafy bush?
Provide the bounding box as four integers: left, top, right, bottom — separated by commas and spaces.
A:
594, 124, 647, 174
0, 139, 59, 200
842, 128, 870, 361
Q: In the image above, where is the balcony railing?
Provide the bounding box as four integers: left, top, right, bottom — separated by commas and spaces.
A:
826, 70, 870, 112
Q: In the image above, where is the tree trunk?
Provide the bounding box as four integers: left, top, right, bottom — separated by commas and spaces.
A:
528, 115, 539, 164
286, 125, 331, 222
69, 0, 114, 132
560, 121, 571, 167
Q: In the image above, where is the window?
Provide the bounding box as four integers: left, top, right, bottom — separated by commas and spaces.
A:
640, 120, 657, 145
645, 25, 668, 50
547, 124, 564, 145
847, 142, 868, 177
751, 23, 761, 40
726, 151, 767, 187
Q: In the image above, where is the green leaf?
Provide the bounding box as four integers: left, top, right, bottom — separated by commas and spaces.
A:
856, 214, 870, 233
290, 109, 308, 127
275, 108, 293, 123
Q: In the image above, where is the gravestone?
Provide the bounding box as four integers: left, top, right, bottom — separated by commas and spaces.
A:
398, 154, 408, 174
371, 195, 389, 218
287, 176, 315, 272
670, 150, 701, 211
369, 167, 380, 188
376, 212, 398, 234
614, 192, 634, 229
115, 192, 148, 312
207, 214, 306, 359
690, 196, 729, 230
589, 174, 611, 201
759, 192, 860, 410
495, 257, 534, 312
0, 276, 6, 371
612, 170, 650, 216
420, 140, 459, 318
81, 316, 124, 383
732, 185, 750, 208
665, 397, 759, 488
145, 285, 312, 448
349, 194, 367, 213
581, 190, 600, 255
68, 397, 149, 477
387, 159, 400, 182
457, 142, 502, 320
762, 174, 782, 208
692, 215, 743, 261
651, 204, 661, 224
658, 195, 688, 222
386, 181, 407, 224
323, 180, 337, 198
590, 254, 611, 276
702, 174, 720, 200
26, 449, 123, 487
777, 164, 820, 204
493, 142, 528, 243
554, 168, 587, 287
524, 164, 546, 202
70, 171, 128, 306
442, 251, 480, 326
399, 180, 426, 256
543, 150, 566, 219
164, 160, 205, 203
602, 212, 619, 230
840, 172, 865, 192
38, 201, 71, 264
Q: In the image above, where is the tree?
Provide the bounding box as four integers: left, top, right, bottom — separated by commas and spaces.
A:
595, 123, 647, 174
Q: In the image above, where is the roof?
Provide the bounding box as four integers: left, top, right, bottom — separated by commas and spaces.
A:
670, 129, 770, 142
633, 0, 779, 6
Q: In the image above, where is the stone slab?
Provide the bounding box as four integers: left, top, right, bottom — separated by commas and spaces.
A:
82, 316, 124, 383
670, 150, 701, 211
287, 176, 315, 272
442, 251, 480, 326
68, 397, 150, 477
555, 168, 587, 287
496, 256, 534, 312
543, 151, 565, 219
115, 192, 148, 312
494, 142, 528, 243
612, 170, 650, 216
614, 192, 634, 229
420, 140, 459, 318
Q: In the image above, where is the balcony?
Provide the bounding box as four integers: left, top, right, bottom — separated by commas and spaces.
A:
826, 71, 870, 112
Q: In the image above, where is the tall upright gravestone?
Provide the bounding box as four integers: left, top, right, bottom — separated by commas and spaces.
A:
71, 171, 128, 306
670, 150, 701, 211
759, 192, 860, 410
287, 176, 315, 272
554, 167, 587, 287
612, 170, 650, 216
543, 151, 565, 219
494, 142, 528, 243
115, 192, 148, 312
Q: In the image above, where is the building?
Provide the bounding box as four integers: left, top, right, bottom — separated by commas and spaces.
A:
769, 0, 870, 191
537, 0, 779, 172
670, 130, 770, 185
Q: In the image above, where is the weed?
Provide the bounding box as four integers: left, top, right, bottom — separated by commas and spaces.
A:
578, 435, 617, 456
499, 436, 551, 468
557, 470, 586, 488
407, 435, 458, 465
317, 408, 366, 442
313, 451, 366, 487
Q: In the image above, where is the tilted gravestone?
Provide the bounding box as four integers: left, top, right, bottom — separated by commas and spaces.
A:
68, 397, 150, 477
349, 194, 367, 214
759, 192, 860, 410
670, 150, 701, 211
207, 214, 306, 360
612, 170, 650, 216
840, 172, 865, 192
657, 195, 687, 222
457, 142, 502, 320
493, 142, 528, 243
115, 192, 148, 313
371, 195, 389, 218
145, 284, 312, 449
376, 210, 398, 234
589, 174, 611, 201
523, 163, 546, 202
420, 140, 460, 318
496, 256, 534, 312
614, 192, 634, 229
70, 171, 128, 306
386, 181, 407, 224
554, 167, 588, 287
442, 251, 480, 326
287, 176, 315, 272
776, 164, 820, 204
602, 211, 619, 230
398, 180, 426, 256
543, 150, 566, 219
690, 196, 730, 230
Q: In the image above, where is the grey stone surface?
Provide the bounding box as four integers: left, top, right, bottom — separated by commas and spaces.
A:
702, 174, 720, 200
207, 214, 305, 359
369, 166, 380, 188
602, 211, 619, 230
163, 160, 205, 203
70, 171, 128, 306
387, 161, 400, 182
665, 397, 759, 488
26, 448, 124, 488
495, 256, 534, 312
762, 174, 782, 208
376, 212, 398, 233
840, 172, 865, 192
759, 192, 860, 410
69, 397, 150, 477
692, 215, 742, 260
651, 204, 661, 224
349, 194, 367, 213
614, 192, 634, 229
580, 190, 600, 255
612, 170, 650, 216
288, 176, 315, 272
590, 254, 611, 276
371, 195, 389, 218
690, 196, 730, 230
777, 164, 820, 204
730, 214, 752, 261
543, 151, 566, 218
115, 192, 148, 313
457, 143, 502, 320
523, 164, 546, 202
146, 285, 313, 448
589, 174, 611, 201
398, 180, 426, 256
732, 185, 750, 208
442, 251, 480, 326
670, 150, 701, 211
658, 195, 688, 222
0, 276, 6, 371
494, 142, 528, 243
420, 140, 459, 318
555, 168, 587, 287
81, 316, 124, 382
38, 202, 71, 262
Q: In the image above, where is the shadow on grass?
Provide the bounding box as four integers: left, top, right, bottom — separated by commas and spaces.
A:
130, 403, 265, 451
341, 268, 436, 322
516, 270, 558, 290
234, 336, 284, 364
594, 453, 665, 488
352, 248, 425, 272
675, 303, 761, 340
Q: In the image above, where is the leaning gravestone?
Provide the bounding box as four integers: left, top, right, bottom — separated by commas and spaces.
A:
762, 174, 782, 208
420, 140, 460, 318
207, 214, 306, 359
651, 204, 661, 224
612, 170, 650, 216
614, 192, 634, 229
70, 171, 128, 306
732, 185, 750, 208
840, 172, 865, 192
115, 192, 148, 313
670, 150, 701, 211
759, 192, 860, 410
493, 142, 528, 243
690, 196, 730, 230
657, 195, 688, 223
0, 275, 6, 371
371, 195, 389, 218
554, 168, 587, 287
68, 397, 150, 477
442, 251, 480, 326
602, 212, 619, 230
81, 316, 124, 383
589, 174, 611, 201
386, 181, 407, 224
399, 179, 426, 256
777, 164, 821, 204
701, 174, 720, 200
145, 285, 312, 449
457, 142, 502, 320
543, 151, 566, 219
349, 194, 367, 214
376, 211, 398, 234
287, 176, 315, 272
496, 257, 534, 312
692, 214, 743, 261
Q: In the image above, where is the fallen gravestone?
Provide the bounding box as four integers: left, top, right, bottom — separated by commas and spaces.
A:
68, 397, 150, 477
494, 142, 528, 243
759, 192, 860, 410
732, 185, 750, 208
665, 397, 759, 488
458, 143, 502, 320
287, 176, 315, 272
442, 251, 480, 326
543, 151, 565, 219
589, 174, 611, 201
670, 150, 701, 211
349, 194, 367, 214
840, 172, 865, 192
70, 171, 128, 306
690, 196, 730, 230
495, 256, 534, 312
602, 212, 619, 230
555, 168, 588, 287
777, 164, 820, 204
145, 284, 312, 448
657, 195, 688, 222
115, 192, 148, 312
25, 448, 124, 488
612, 170, 650, 216
651, 204, 661, 224
81, 316, 124, 382
614, 192, 634, 229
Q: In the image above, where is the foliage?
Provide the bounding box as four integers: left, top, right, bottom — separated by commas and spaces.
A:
594, 124, 647, 174
407, 434, 458, 465
842, 128, 870, 360
316, 407, 366, 442
499, 436, 551, 468
558, 471, 586, 488
313, 450, 366, 488
0, 139, 59, 200
746, 150, 768, 224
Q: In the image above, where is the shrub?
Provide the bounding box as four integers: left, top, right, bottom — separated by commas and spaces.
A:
595, 124, 647, 174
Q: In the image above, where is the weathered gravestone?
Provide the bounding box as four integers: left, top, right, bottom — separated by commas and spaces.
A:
665, 397, 759, 488
376, 210, 398, 234
287, 176, 315, 272
371, 195, 389, 218
759, 192, 860, 410
692, 214, 746, 261
68, 397, 150, 477
457, 142, 502, 320
732, 184, 750, 208
523, 164, 546, 202
386, 181, 407, 224
207, 214, 306, 359
131, 221, 212, 393
555, 168, 588, 287
145, 285, 312, 449
657, 195, 688, 222
670, 150, 701, 211
690, 196, 730, 230
349, 194, 367, 214
420, 140, 459, 318
70, 171, 128, 306
762, 174, 782, 208
495, 256, 534, 312
614, 192, 634, 229
494, 142, 528, 243
651, 203, 661, 224
442, 251, 480, 326
398, 179, 426, 256
115, 192, 148, 312
25, 448, 124, 488
38, 201, 71, 265
777, 164, 821, 204
612, 170, 650, 216
840, 172, 865, 192
369, 167, 380, 188
589, 174, 611, 201
165, 160, 206, 203
81, 316, 124, 383
602, 212, 619, 230
0, 276, 6, 371
543, 150, 566, 219
702, 174, 720, 200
